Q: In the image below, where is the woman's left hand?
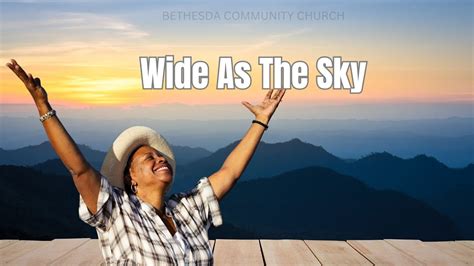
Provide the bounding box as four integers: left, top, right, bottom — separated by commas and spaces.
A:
242, 89, 286, 124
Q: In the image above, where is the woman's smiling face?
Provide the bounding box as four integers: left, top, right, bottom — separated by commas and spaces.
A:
129, 145, 173, 191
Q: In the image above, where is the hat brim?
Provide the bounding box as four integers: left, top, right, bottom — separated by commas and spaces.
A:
100, 126, 176, 189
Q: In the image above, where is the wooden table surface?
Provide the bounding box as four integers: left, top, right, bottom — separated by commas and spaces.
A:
1, 239, 473, 265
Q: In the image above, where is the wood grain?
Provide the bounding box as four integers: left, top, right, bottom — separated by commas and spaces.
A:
457, 241, 474, 250
7, 238, 90, 265
50, 239, 104, 265
423, 241, 474, 264
305, 240, 372, 265
260, 239, 321, 265
213, 239, 263, 265
3, 238, 472, 265
385, 239, 464, 265
0, 240, 18, 249
0, 240, 50, 264
348, 240, 422, 265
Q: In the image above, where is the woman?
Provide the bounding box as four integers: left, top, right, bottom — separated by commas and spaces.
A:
6, 59, 286, 265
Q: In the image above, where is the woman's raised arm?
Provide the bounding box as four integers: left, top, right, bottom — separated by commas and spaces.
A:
6, 59, 101, 214
208, 89, 286, 201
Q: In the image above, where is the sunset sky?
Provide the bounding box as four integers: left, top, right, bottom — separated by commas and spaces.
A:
0, 0, 472, 110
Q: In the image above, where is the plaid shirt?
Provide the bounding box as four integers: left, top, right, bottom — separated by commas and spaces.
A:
79, 175, 223, 265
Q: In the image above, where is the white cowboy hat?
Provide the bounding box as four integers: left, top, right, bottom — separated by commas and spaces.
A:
100, 126, 176, 189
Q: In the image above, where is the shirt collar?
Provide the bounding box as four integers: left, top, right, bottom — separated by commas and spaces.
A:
133, 194, 173, 218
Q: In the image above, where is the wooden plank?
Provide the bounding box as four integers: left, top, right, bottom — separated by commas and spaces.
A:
347, 240, 422, 265
50, 239, 104, 265
424, 241, 474, 264
305, 240, 372, 265
0, 240, 50, 264
260, 239, 321, 265
457, 241, 474, 250
3, 239, 472, 265
8, 238, 90, 265
213, 239, 263, 265
0, 240, 18, 249
385, 239, 464, 265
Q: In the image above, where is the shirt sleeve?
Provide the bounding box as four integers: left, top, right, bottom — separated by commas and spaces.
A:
175, 177, 223, 228
78, 175, 115, 232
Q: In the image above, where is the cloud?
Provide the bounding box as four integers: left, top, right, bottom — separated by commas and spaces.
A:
0, 11, 152, 57
1, 11, 149, 39
121, 28, 314, 52
44, 12, 149, 38
241, 28, 311, 52
61, 75, 138, 92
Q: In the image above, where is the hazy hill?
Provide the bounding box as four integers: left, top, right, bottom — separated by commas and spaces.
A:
338, 152, 474, 197
173, 138, 472, 192
0, 141, 104, 166
0, 164, 246, 240
334, 153, 474, 238
0, 165, 96, 239
217, 166, 459, 240
172, 145, 212, 164
0, 165, 459, 240
0, 141, 212, 168
2, 116, 473, 167
29, 139, 345, 189
3, 138, 473, 238
170, 139, 473, 238
32, 159, 102, 176
173, 138, 346, 192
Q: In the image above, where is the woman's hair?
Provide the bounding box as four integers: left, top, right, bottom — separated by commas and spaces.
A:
123, 145, 143, 194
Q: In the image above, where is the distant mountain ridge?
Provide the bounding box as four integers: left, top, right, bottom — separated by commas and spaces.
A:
336, 152, 474, 238
172, 138, 472, 191
0, 142, 104, 166
173, 138, 346, 191
0, 141, 212, 167
3, 138, 473, 238
340, 152, 474, 194
219, 166, 459, 240
168, 138, 473, 238
0, 164, 459, 240
3, 116, 472, 166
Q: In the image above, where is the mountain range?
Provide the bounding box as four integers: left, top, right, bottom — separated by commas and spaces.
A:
217, 166, 459, 240
1, 139, 472, 239
0, 165, 459, 240
0, 141, 211, 168
173, 139, 474, 238
1, 116, 473, 167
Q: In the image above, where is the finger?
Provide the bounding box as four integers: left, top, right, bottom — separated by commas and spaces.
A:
272, 89, 283, 100
6, 63, 21, 80
241, 101, 254, 112
6, 59, 17, 71
34, 77, 41, 87
277, 89, 286, 101
10, 60, 29, 82
265, 89, 274, 99
13, 60, 28, 79
6, 60, 19, 74
28, 73, 36, 87
14, 66, 28, 83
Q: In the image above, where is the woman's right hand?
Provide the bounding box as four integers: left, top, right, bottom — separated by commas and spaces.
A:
6, 59, 48, 105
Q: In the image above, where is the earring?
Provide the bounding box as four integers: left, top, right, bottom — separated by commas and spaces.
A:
131, 182, 138, 194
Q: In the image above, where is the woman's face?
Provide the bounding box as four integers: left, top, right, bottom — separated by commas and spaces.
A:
129, 145, 173, 191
